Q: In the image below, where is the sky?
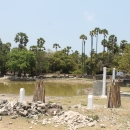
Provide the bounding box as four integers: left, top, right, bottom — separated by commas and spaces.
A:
0, 0, 130, 56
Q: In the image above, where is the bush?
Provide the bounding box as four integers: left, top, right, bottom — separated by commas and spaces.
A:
72, 69, 82, 75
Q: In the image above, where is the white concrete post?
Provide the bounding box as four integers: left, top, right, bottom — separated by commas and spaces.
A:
20, 88, 25, 102
102, 67, 107, 97
87, 95, 93, 109
112, 68, 115, 84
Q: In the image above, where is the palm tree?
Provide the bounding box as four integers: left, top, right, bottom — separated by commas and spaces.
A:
100, 29, 108, 64
79, 34, 87, 76
101, 39, 108, 52
108, 35, 117, 54
120, 40, 128, 53
66, 46, 71, 55
100, 29, 109, 52
14, 32, 29, 49
0, 39, 2, 51
53, 43, 60, 51
90, 31, 95, 75
37, 38, 46, 51
94, 27, 101, 54
5, 42, 11, 52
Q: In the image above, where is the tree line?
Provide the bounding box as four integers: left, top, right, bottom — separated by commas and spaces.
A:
0, 28, 130, 77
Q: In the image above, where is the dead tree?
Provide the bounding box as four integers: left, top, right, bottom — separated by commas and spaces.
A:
107, 77, 121, 108
33, 80, 45, 102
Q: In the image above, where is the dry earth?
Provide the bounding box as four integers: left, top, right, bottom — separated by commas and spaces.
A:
0, 78, 130, 130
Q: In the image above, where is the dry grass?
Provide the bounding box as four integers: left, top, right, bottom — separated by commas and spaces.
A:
0, 78, 130, 129
121, 86, 130, 92
0, 95, 130, 130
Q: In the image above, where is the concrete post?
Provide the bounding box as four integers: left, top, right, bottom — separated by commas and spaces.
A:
20, 88, 25, 102
87, 95, 93, 109
102, 67, 107, 97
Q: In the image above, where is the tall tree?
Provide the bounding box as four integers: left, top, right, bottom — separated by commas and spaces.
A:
117, 44, 130, 73
94, 27, 101, 54
66, 46, 72, 55
53, 43, 60, 51
100, 29, 108, 64
0, 39, 2, 51
37, 37, 46, 51
120, 40, 128, 53
108, 35, 118, 54
14, 32, 29, 49
79, 34, 87, 76
90, 31, 95, 75
100, 29, 109, 52
101, 39, 108, 52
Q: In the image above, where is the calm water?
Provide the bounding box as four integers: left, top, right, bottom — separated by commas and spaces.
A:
0, 81, 92, 96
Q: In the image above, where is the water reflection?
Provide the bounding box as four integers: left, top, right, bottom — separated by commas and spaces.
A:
0, 81, 92, 96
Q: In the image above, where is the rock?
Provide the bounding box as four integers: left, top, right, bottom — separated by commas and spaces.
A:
37, 107, 42, 112
11, 115, 18, 119
100, 124, 105, 128
9, 122, 12, 124
37, 101, 43, 104
111, 120, 116, 125
19, 110, 28, 117
46, 108, 60, 116
0, 116, 2, 121
30, 126, 32, 129
0, 109, 8, 115
87, 121, 97, 127
37, 103, 45, 108
23, 110, 28, 116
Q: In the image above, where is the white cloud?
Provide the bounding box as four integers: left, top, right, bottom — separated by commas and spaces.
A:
83, 11, 96, 22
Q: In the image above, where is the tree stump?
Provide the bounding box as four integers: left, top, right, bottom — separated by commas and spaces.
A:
33, 80, 45, 102
107, 77, 121, 108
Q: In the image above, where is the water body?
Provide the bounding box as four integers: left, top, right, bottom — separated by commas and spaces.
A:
0, 81, 92, 96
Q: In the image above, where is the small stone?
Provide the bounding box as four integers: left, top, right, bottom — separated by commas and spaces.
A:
87, 121, 96, 127
9, 122, 12, 124
11, 115, 18, 119
100, 124, 105, 128
111, 120, 116, 125
30, 126, 32, 129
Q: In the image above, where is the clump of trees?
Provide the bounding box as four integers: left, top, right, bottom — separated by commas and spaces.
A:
0, 29, 130, 77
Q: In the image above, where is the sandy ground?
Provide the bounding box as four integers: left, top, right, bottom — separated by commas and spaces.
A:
0, 78, 130, 130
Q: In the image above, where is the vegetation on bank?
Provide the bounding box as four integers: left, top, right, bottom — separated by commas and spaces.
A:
0, 28, 130, 77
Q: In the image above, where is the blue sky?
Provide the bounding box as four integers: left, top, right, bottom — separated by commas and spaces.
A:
0, 0, 130, 56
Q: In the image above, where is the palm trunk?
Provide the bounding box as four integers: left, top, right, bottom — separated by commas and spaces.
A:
84, 41, 85, 75
91, 35, 93, 75
82, 40, 83, 76
96, 32, 98, 54
103, 35, 105, 64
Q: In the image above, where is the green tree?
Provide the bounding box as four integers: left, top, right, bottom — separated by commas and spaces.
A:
79, 34, 87, 75
14, 32, 29, 49
0, 39, 2, 51
101, 39, 108, 52
0, 42, 11, 75
117, 44, 130, 73
89, 31, 95, 74
108, 35, 119, 55
53, 43, 60, 51
100, 29, 108, 64
100, 29, 109, 52
6, 49, 36, 76
94, 27, 101, 54
37, 37, 46, 51
120, 40, 128, 53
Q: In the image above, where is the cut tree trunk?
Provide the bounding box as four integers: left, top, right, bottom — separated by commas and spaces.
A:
33, 80, 45, 102
107, 78, 121, 108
